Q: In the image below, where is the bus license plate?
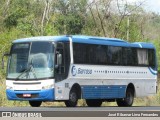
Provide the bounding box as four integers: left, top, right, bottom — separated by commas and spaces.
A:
23, 94, 31, 98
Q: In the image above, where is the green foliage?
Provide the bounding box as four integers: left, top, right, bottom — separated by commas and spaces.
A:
55, 14, 85, 34
3, 0, 31, 29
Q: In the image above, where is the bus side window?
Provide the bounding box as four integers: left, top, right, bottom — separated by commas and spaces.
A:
107, 46, 122, 65
148, 49, 156, 69
125, 48, 137, 66
122, 48, 128, 66
137, 49, 148, 66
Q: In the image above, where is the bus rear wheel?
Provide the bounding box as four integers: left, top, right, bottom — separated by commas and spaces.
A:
29, 101, 42, 107
65, 88, 78, 107
116, 88, 134, 107
86, 99, 102, 107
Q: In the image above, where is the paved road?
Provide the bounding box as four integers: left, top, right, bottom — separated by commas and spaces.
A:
0, 107, 160, 117
0, 106, 160, 111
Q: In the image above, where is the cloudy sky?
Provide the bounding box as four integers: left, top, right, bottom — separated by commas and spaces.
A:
127, 0, 160, 13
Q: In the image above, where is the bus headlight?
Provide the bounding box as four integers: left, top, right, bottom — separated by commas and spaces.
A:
6, 86, 13, 90
42, 84, 54, 90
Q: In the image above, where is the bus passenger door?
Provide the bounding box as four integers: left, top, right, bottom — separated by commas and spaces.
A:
54, 42, 71, 100
55, 42, 65, 81
55, 42, 70, 82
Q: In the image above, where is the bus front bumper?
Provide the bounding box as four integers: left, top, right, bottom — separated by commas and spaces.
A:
6, 88, 55, 101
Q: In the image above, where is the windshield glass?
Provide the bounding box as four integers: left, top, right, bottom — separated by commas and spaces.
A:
7, 42, 54, 80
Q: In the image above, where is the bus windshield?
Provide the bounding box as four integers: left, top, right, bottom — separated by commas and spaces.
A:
7, 42, 54, 80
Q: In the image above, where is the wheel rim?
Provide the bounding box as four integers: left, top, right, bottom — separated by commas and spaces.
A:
70, 92, 77, 103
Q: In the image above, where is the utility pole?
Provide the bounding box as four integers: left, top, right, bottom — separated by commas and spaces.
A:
127, 15, 130, 41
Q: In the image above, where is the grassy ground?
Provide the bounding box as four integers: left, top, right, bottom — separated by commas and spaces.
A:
0, 75, 160, 107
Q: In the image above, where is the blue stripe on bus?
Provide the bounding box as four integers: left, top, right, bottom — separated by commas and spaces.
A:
13, 35, 155, 49
6, 88, 55, 101
148, 67, 157, 75
81, 85, 126, 99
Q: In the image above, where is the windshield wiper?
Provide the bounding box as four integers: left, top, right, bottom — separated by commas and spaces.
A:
16, 59, 37, 80
16, 66, 31, 80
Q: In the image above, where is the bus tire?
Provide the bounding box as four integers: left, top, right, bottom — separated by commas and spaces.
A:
29, 101, 42, 107
116, 88, 134, 107
65, 88, 78, 107
86, 99, 102, 107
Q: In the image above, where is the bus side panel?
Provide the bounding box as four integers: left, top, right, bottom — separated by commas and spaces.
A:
81, 85, 126, 99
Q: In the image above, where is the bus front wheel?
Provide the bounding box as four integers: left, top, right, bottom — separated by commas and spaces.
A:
116, 88, 134, 107
65, 88, 78, 107
29, 101, 42, 107
86, 99, 102, 107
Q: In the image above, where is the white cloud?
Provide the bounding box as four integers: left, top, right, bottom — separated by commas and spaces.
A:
92, 0, 160, 13
125, 0, 160, 13
146, 0, 160, 13
126, 0, 140, 3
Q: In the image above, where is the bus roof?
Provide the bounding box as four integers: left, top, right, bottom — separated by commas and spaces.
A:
13, 35, 155, 49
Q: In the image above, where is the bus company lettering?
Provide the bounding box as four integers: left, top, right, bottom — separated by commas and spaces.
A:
78, 68, 92, 75
71, 66, 92, 76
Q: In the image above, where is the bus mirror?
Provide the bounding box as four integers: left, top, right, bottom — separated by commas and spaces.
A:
57, 53, 62, 66
2, 53, 10, 69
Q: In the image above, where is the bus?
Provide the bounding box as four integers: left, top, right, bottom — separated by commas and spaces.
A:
3, 35, 158, 107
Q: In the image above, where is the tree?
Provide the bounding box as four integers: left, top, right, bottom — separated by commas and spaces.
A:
53, 0, 87, 34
